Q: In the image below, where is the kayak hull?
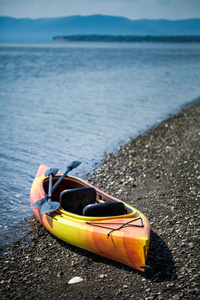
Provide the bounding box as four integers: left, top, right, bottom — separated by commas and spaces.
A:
30, 165, 150, 271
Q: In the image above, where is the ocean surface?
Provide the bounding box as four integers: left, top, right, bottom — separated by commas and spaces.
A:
0, 42, 200, 247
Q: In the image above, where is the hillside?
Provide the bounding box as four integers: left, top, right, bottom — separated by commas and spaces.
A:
0, 15, 200, 42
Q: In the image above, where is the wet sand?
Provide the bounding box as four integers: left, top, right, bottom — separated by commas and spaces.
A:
1, 99, 200, 299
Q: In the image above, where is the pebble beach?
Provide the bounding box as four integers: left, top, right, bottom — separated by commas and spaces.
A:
1, 99, 200, 299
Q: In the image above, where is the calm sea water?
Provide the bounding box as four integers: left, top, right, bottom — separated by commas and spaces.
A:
0, 42, 200, 246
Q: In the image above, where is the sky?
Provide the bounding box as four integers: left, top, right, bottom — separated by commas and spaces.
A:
0, 0, 200, 20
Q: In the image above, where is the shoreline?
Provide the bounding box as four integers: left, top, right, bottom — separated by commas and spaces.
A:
1, 99, 200, 299
1, 98, 199, 250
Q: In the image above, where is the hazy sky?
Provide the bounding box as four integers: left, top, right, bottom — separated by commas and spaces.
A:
0, 0, 200, 20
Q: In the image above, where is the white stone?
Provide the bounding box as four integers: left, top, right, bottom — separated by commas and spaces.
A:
68, 276, 84, 284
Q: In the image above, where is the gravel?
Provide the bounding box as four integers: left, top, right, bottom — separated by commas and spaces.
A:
0, 99, 200, 300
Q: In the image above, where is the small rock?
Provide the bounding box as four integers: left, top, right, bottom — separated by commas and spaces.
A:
8, 278, 12, 284
173, 295, 180, 300
188, 242, 194, 249
34, 257, 43, 262
43, 267, 50, 272
57, 271, 64, 278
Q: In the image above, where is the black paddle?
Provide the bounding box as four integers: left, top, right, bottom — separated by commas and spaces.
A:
31, 161, 81, 212
31, 168, 59, 209
40, 168, 60, 214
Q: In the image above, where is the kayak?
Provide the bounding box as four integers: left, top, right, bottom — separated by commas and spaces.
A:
30, 164, 150, 271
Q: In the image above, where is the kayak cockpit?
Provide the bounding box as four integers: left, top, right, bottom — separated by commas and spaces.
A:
43, 176, 133, 217
60, 187, 127, 217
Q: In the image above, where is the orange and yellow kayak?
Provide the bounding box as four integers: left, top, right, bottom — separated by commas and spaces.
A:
30, 165, 150, 271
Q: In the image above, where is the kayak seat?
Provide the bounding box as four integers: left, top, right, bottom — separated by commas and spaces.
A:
83, 201, 126, 217
60, 187, 96, 215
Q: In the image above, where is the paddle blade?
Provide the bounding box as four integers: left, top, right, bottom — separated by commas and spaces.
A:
45, 168, 59, 177
40, 201, 60, 214
31, 196, 47, 209
67, 161, 81, 171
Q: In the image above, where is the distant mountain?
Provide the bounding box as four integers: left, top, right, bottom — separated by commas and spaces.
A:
0, 15, 200, 42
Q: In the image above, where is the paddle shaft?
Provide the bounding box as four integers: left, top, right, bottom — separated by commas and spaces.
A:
51, 167, 71, 192
48, 173, 53, 206
47, 161, 81, 193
